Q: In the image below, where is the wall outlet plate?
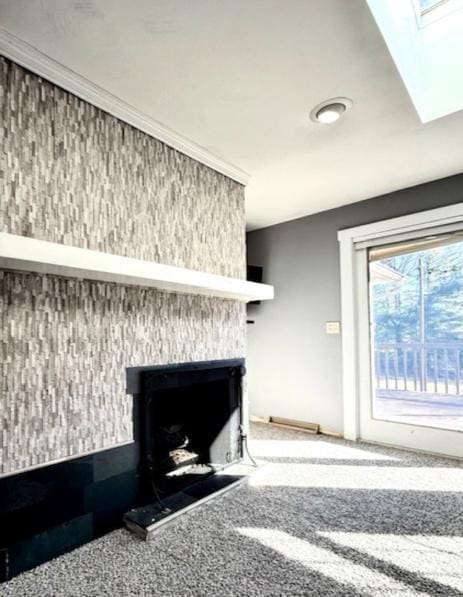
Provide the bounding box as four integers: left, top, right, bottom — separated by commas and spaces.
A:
325, 321, 341, 335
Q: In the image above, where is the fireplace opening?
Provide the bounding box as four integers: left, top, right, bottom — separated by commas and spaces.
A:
137, 360, 244, 501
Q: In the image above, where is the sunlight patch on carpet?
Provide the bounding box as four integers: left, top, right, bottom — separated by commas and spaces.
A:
321, 532, 463, 593
237, 527, 428, 596
248, 464, 463, 491
248, 438, 399, 461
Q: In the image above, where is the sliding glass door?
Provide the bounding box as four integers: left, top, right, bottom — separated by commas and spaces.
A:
358, 231, 463, 457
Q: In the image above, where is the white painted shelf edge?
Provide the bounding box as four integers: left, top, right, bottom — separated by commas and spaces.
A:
0, 233, 274, 302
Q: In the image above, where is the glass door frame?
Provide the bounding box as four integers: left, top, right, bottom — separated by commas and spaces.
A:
338, 203, 463, 457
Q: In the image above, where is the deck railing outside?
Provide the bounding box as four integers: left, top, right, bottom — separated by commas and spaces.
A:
374, 342, 463, 395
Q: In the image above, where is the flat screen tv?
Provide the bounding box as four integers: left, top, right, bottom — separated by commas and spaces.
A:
247, 265, 263, 305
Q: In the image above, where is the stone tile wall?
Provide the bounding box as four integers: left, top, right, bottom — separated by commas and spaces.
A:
0, 58, 246, 474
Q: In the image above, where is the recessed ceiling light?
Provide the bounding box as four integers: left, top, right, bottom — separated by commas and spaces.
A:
310, 97, 353, 125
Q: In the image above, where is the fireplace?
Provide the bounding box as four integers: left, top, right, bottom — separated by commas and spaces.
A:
141, 366, 242, 496
133, 359, 245, 508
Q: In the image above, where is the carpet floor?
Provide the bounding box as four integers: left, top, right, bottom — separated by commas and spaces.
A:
2, 422, 463, 596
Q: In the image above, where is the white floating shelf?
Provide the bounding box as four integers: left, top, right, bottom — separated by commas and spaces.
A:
0, 233, 274, 303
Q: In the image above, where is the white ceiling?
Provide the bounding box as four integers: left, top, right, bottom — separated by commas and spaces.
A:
1, 0, 462, 230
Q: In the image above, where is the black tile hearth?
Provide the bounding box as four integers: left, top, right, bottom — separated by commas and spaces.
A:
0, 443, 141, 582
5, 514, 94, 582
85, 469, 141, 536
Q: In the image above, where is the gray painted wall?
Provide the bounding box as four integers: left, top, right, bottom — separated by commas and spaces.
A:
246, 174, 463, 433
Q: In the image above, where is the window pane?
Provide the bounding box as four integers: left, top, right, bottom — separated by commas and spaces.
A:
369, 236, 463, 431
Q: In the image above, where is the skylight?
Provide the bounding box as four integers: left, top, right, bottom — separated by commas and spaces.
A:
367, 0, 463, 122
415, 0, 463, 25
418, 0, 446, 13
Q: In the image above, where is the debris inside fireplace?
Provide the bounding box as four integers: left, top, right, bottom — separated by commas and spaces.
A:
156, 423, 200, 475
151, 422, 219, 492
169, 447, 198, 468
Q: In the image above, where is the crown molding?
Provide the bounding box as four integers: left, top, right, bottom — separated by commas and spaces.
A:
0, 29, 250, 185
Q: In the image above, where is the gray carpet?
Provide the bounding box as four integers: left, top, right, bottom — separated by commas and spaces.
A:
2, 423, 463, 596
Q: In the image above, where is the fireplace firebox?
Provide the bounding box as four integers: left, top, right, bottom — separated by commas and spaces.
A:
138, 359, 244, 497
124, 359, 246, 537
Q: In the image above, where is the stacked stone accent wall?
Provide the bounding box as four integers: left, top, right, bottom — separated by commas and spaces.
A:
0, 57, 246, 474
